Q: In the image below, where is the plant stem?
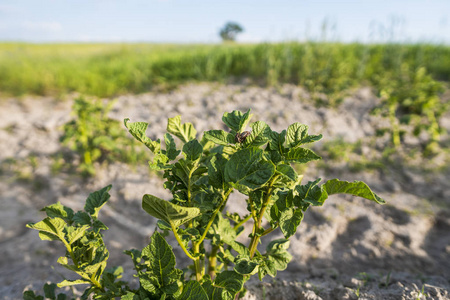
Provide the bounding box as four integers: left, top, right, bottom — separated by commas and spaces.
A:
192, 188, 233, 281
248, 175, 278, 258
388, 102, 400, 147
187, 166, 195, 228
90, 277, 105, 291
61, 239, 79, 269
207, 245, 220, 279
170, 222, 195, 260
234, 214, 252, 231
196, 188, 233, 246
193, 242, 203, 281
261, 225, 277, 236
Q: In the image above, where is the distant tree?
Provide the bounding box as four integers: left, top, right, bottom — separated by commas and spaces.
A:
219, 22, 244, 42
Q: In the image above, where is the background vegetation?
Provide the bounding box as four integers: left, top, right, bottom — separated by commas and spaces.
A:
1, 42, 449, 98
2, 41, 448, 155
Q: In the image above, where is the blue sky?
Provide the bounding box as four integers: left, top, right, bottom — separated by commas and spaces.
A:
0, 0, 449, 44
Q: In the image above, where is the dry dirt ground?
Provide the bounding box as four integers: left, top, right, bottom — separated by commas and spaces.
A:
0, 83, 449, 300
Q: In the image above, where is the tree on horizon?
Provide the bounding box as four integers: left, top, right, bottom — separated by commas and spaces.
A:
219, 22, 244, 42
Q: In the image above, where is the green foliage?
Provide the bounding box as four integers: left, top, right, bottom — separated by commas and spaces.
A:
2, 43, 448, 154
25, 185, 128, 299
25, 110, 386, 299
374, 66, 448, 153
61, 96, 144, 176
2, 41, 448, 157
1, 42, 449, 98
219, 22, 244, 42
23, 283, 72, 300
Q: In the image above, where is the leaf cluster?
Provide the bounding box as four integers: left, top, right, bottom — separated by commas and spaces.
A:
60, 96, 145, 176
26, 109, 386, 300
121, 109, 385, 297
25, 185, 128, 299
374, 66, 448, 153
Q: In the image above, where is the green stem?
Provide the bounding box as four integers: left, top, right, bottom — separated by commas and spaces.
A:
208, 245, 220, 279
248, 175, 278, 258
193, 243, 203, 281
234, 214, 252, 231
196, 188, 233, 246
187, 167, 195, 228
170, 222, 195, 260
193, 188, 233, 281
261, 225, 277, 237
388, 103, 400, 147
90, 277, 105, 291
61, 239, 79, 269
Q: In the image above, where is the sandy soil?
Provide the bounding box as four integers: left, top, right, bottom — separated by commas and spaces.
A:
0, 83, 449, 300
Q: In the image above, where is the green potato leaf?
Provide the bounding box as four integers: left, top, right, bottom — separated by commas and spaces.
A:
279, 207, 304, 238
163, 133, 180, 160
270, 190, 293, 223
234, 255, 259, 275
285, 123, 309, 148
141, 232, 180, 294
182, 139, 203, 161
224, 148, 275, 194
275, 164, 298, 183
208, 154, 229, 190
285, 123, 323, 148
258, 239, 293, 279
57, 279, 91, 288
23, 290, 44, 300
294, 178, 323, 207
222, 109, 252, 132
295, 179, 386, 207
285, 147, 321, 164
120, 291, 142, 300
40, 202, 74, 222
265, 239, 292, 273
243, 121, 271, 147
322, 179, 386, 205
167, 115, 197, 143
142, 194, 201, 227
84, 185, 112, 219
203, 271, 244, 300
124, 119, 161, 153
149, 153, 170, 171
26, 217, 66, 242
268, 129, 286, 153
73, 211, 91, 226
178, 281, 208, 300
66, 225, 90, 244
204, 130, 235, 146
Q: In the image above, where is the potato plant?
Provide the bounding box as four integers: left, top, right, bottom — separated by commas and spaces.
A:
25, 110, 385, 300
60, 96, 143, 176
375, 67, 447, 153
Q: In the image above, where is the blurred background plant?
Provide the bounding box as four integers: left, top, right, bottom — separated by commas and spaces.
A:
60, 96, 145, 177
374, 66, 447, 154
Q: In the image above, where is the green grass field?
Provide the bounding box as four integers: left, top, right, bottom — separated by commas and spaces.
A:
1, 42, 449, 98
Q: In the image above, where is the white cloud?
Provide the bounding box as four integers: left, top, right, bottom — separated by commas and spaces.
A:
21, 21, 62, 33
